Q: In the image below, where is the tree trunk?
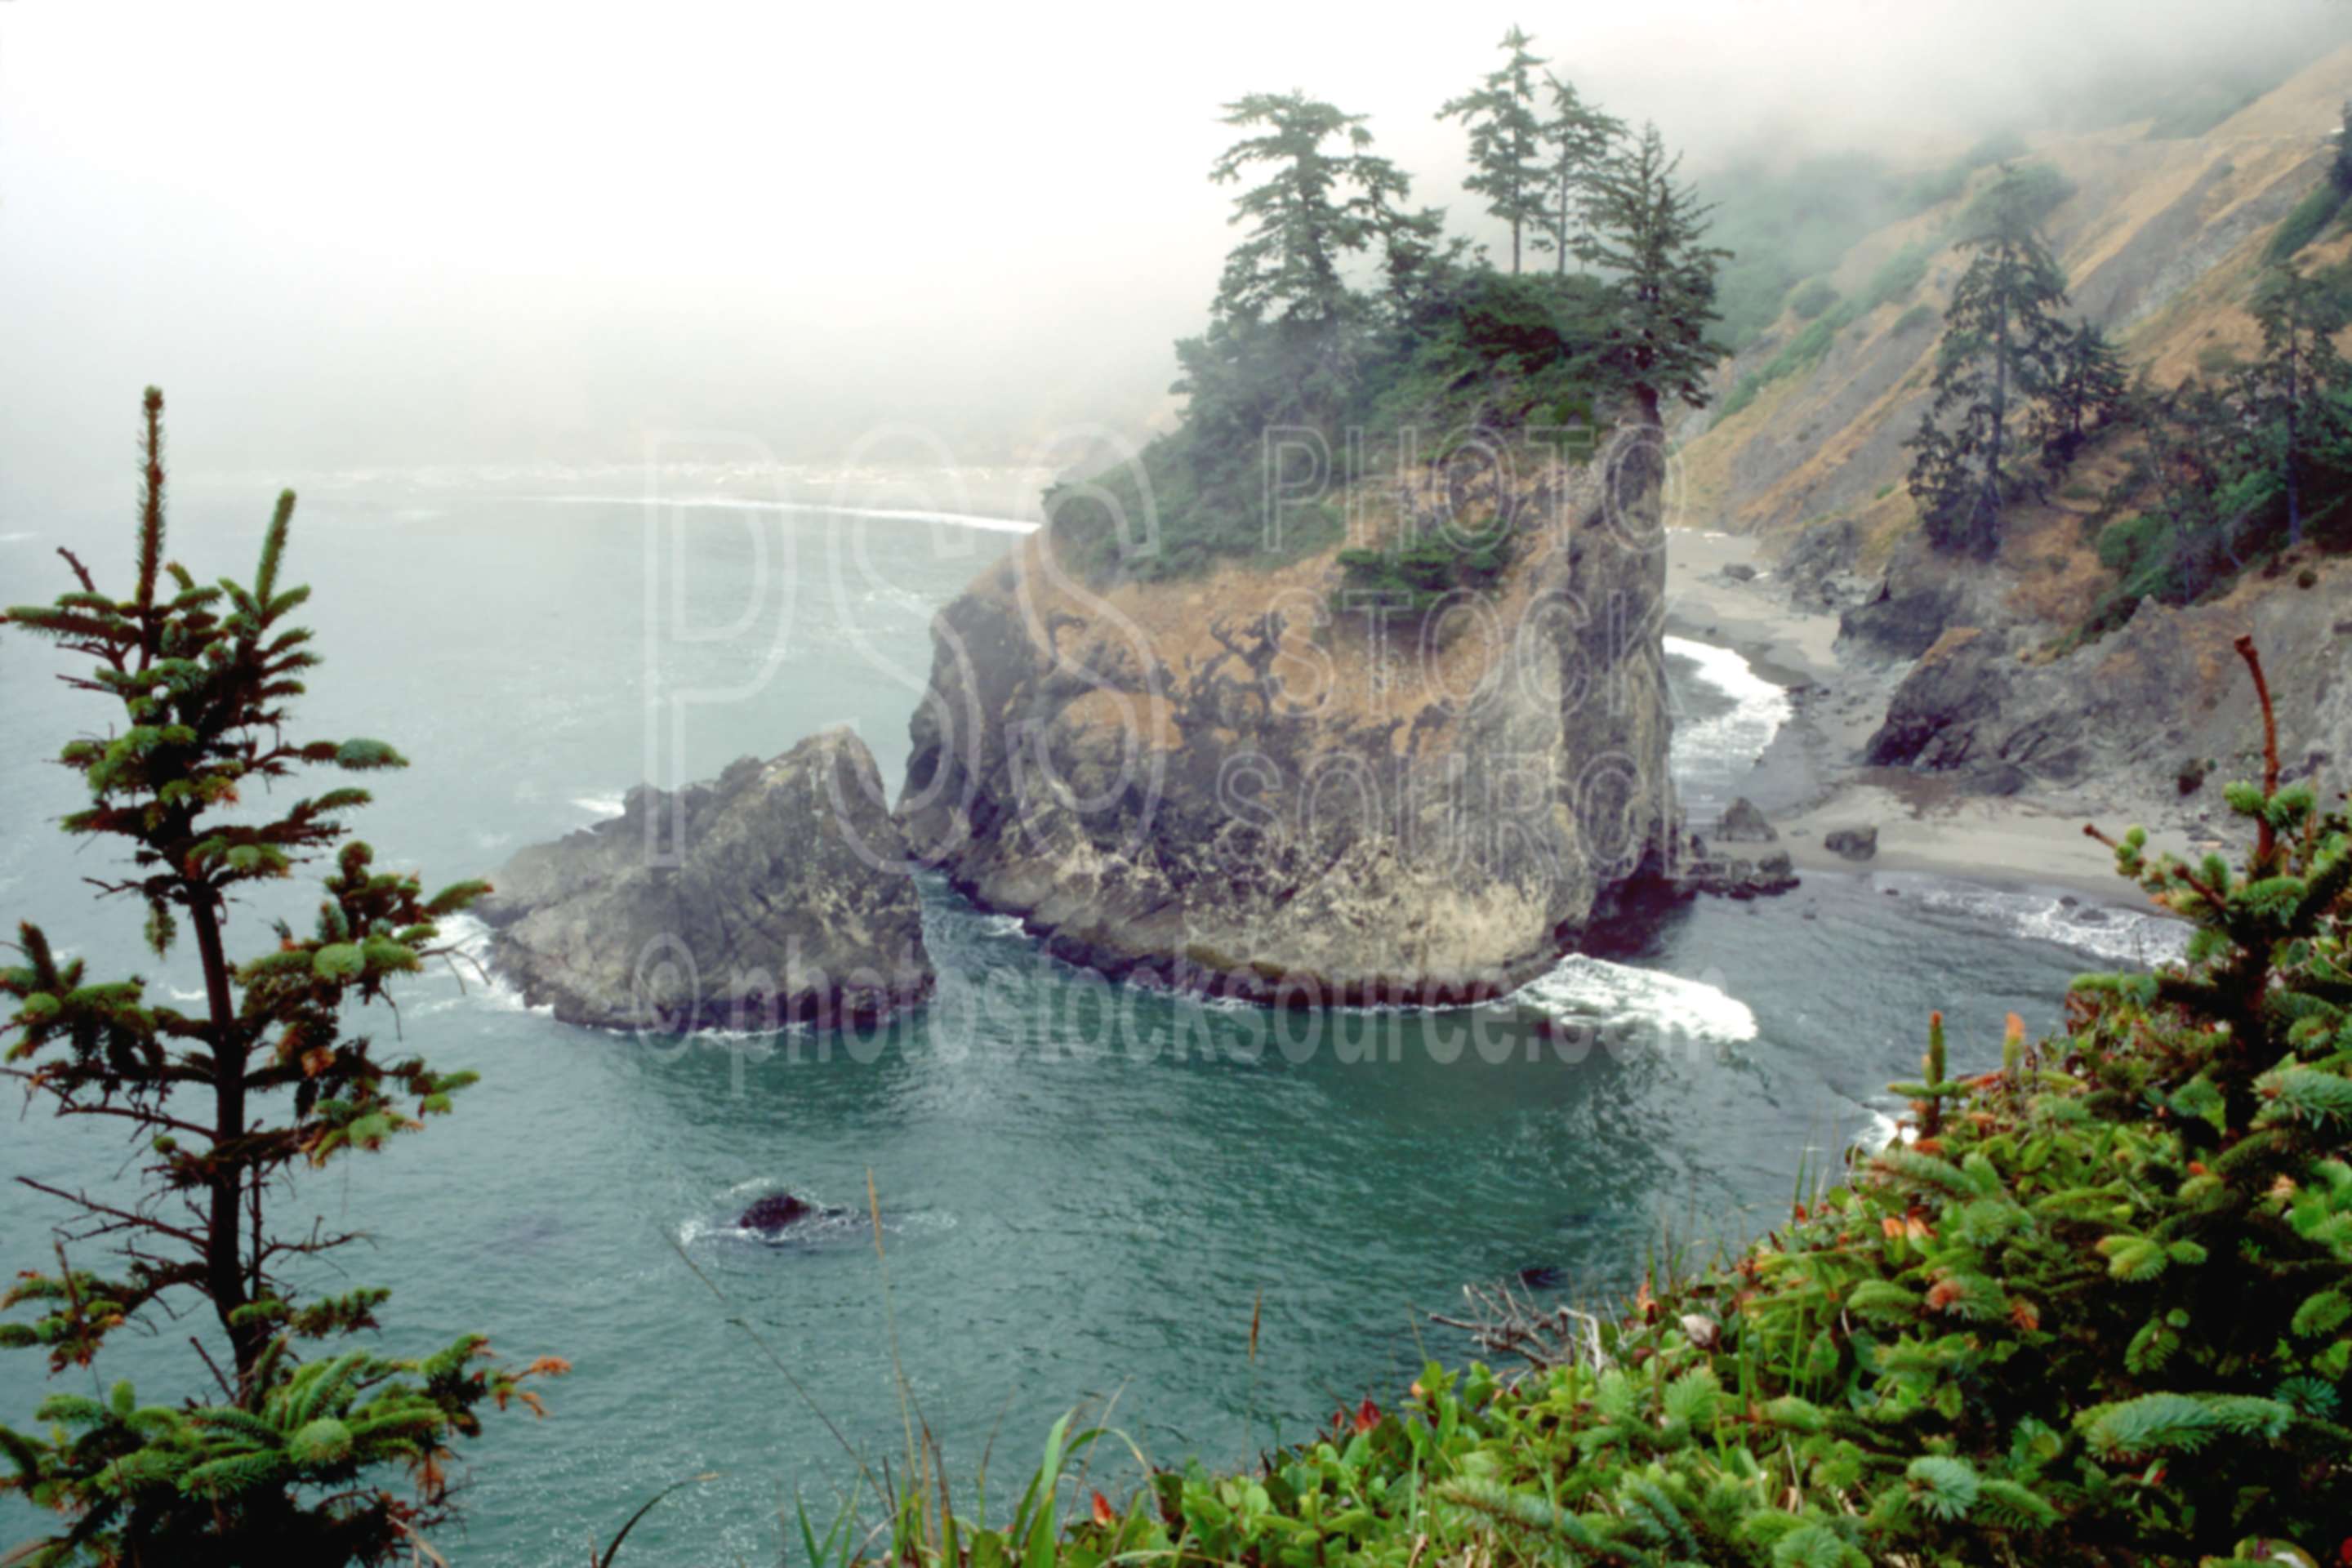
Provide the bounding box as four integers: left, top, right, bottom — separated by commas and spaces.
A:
1984, 288, 2011, 558
186, 888, 259, 1380
2286, 334, 2304, 546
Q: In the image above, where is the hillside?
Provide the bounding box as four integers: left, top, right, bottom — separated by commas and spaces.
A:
1675, 45, 2352, 844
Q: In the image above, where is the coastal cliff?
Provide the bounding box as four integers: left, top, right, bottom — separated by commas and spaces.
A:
1669, 45, 2352, 845
896, 434, 1682, 1004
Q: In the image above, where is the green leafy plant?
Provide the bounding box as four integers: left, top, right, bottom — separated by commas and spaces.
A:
880, 637, 2352, 1566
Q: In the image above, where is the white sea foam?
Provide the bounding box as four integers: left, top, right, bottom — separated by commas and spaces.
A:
439, 914, 554, 1017
1851, 1098, 1917, 1155
1510, 954, 1759, 1046
1912, 883, 2190, 967
509, 494, 1040, 535
1663, 635, 1792, 805
571, 792, 627, 819
0, 531, 36, 545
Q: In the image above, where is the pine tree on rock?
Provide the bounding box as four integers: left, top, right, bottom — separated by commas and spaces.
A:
1905, 168, 2073, 557
0, 390, 562, 1566
1535, 69, 1622, 276
1437, 26, 1550, 275
1205, 91, 1419, 421
1580, 122, 1729, 426
2241, 262, 2351, 546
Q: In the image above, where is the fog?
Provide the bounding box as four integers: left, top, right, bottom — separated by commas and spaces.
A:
2, 0, 2345, 508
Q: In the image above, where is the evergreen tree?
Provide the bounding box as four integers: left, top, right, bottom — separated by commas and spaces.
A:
1535, 71, 1622, 278
0, 390, 562, 1566
1579, 123, 1729, 425
1201, 92, 1426, 426
2335, 98, 2352, 194
2241, 262, 2351, 546
1905, 169, 2073, 557
1209, 91, 1412, 331
1436, 27, 1549, 275
2035, 318, 2128, 475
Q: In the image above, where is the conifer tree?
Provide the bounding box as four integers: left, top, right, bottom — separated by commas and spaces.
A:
1579, 123, 1730, 425
1535, 70, 1622, 277
0, 390, 562, 1566
1905, 168, 2073, 556
1209, 92, 1413, 331
2034, 318, 2128, 475
1437, 27, 1550, 274
2241, 262, 2351, 545
1203, 92, 1423, 429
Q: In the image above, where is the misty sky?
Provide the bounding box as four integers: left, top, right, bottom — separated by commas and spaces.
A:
3, 0, 2346, 506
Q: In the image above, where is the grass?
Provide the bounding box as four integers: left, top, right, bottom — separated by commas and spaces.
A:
1717, 243, 1935, 420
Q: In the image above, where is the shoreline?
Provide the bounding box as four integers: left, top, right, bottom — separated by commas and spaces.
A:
1662, 527, 2189, 911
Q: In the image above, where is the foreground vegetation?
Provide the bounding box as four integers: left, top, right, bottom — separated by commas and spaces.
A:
862, 641, 2352, 1566
0, 393, 562, 1566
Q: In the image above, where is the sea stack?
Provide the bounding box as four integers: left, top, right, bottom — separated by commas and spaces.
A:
896, 434, 1681, 1004
479, 727, 933, 1031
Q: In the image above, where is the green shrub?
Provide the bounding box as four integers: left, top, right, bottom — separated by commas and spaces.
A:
2266, 180, 2350, 265
1954, 163, 2076, 243
882, 646, 2352, 1566
1892, 303, 1936, 336
1334, 532, 1508, 617
1788, 278, 1840, 322
1854, 245, 1931, 314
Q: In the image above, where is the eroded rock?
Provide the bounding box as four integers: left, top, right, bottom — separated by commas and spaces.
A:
480, 728, 933, 1031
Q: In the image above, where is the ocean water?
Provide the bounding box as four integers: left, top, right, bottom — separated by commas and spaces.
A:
0, 489, 2183, 1565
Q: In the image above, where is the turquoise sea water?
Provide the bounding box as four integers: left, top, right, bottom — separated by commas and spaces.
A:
0, 487, 2185, 1565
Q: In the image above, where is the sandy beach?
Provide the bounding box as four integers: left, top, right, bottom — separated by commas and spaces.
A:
1662, 527, 2194, 905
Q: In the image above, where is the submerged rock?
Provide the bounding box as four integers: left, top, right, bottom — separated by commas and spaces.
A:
479, 728, 933, 1031
1681, 833, 1800, 900
739, 1192, 814, 1232
1714, 796, 1779, 843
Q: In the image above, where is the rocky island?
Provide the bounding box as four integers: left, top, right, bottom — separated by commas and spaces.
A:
479, 727, 933, 1031
898, 442, 1684, 1005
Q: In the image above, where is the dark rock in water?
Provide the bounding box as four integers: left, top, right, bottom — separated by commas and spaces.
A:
1714, 796, 1778, 843
479, 728, 933, 1031
1721, 562, 1757, 582
1679, 833, 1799, 899
739, 1192, 815, 1232
1800, 906, 1819, 921
2059, 895, 2079, 908
1517, 1264, 1565, 1290
1824, 826, 1878, 862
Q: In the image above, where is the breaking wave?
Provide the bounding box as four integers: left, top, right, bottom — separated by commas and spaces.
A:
1510, 954, 1759, 1046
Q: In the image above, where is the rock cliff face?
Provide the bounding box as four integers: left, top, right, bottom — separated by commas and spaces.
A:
1666, 47, 2352, 826
1863, 568, 2352, 812
481, 728, 932, 1030
897, 436, 1681, 1004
